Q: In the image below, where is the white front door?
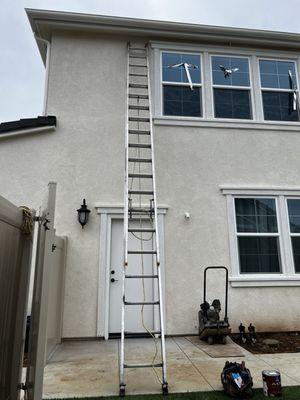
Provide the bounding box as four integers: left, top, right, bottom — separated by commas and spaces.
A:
109, 218, 154, 335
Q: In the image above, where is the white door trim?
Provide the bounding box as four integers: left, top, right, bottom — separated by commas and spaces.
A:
95, 205, 168, 339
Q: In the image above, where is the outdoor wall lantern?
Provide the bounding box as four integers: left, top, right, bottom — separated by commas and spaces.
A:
77, 199, 90, 229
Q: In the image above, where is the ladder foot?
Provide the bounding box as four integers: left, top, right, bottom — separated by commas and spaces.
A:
162, 383, 168, 396
119, 384, 126, 397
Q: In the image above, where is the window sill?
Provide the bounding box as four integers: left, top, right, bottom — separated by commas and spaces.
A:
230, 275, 300, 287
153, 116, 300, 131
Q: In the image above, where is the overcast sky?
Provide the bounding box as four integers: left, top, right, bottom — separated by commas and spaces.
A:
2, 0, 300, 122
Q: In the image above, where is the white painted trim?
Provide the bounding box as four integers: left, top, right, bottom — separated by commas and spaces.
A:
154, 117, 300, 130
220, 186, 300, 196
95, 205, 167, 339
223, 188, 300, 287
150, 41, 300, 57
0, 125, 56, 140
230, 276, 300, 287
95, 205, 168, 214
153, 42, 300, 124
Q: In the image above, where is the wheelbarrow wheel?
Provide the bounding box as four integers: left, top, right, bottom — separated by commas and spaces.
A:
207, 336, 214, 345
221, 336, 227, 345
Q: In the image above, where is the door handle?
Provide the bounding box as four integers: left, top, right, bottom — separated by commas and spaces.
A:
111, 278, 118, 283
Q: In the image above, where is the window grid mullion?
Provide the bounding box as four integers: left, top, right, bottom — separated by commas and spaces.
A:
251, 55, 263, 121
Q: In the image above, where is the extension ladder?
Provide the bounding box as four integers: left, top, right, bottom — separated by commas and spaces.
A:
119, 43, 168, 397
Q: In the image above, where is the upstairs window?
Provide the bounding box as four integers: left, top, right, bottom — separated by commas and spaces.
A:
162, 52, 202, 117
259, 59, 299, 121
211, 56, 252, 120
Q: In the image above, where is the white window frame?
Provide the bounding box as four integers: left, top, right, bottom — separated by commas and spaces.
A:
151, 41, 300, 130
258, 57, 300, 121
233, 196, 284, 274
210, 54, 254, 121
285, 197, 300, 274
160, 50, 204, 118
221, 186, 300, 287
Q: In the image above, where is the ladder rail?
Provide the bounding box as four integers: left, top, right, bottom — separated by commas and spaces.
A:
120, 41, 131, 389
120, 43, 168, 396
146, 44, 168, 386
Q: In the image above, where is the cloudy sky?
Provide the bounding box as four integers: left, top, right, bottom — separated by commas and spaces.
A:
1, 0, 300, 122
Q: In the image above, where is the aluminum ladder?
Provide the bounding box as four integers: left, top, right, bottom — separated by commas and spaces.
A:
119, 43, 168, 396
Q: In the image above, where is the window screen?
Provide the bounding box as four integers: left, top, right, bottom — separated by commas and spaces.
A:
162, 52, 202, 117
212, 56, 252, 120
235, 198, 281, 273
259, 60, 299, 121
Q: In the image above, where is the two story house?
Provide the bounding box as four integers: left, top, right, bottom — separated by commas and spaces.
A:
2, 9, 300, 340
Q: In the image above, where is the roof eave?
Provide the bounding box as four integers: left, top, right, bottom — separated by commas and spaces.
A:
26, 8, 300, 61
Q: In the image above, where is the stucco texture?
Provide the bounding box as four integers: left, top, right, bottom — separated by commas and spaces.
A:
1, 31, 300, 337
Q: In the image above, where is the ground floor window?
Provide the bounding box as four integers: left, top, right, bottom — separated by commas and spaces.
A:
235, 198, 281, 273
222, 189, 300, 284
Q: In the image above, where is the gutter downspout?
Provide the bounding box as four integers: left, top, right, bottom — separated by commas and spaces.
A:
34, 35, 51, 116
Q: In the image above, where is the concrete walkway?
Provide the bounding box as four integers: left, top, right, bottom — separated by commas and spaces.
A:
43, 336, 300, 398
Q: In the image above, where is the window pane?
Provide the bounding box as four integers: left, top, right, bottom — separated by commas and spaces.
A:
214, 89, 251, 119
287, 199, 300, 233
259, 59, 297, 89
212, 56, 250, 87
262, 91, 299, 121
163, 85, 201, 117
162, 52, 201, 83
238, 236, 281, 273
235, 198, 277, 233
291, 237, 300, 272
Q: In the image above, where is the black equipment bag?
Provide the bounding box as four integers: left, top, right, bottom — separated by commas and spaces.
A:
221, 361, 253, 398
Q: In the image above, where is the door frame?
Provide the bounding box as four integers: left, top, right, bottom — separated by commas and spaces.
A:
95, 205, 167, 339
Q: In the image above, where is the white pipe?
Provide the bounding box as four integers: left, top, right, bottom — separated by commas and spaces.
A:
34, 34, 51, 116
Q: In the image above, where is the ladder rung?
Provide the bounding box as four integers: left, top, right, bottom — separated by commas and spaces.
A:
129, 213, 153, 219
129, 64, 147, 68
129, 190, 153, 195
128, 158, 152, 163
129, 130, 150, 135
124, 363, 163, 369
128, 228, 155, 233
129, 105, 149, 110
129, 47, 146, 51
128, 117, 150, 123
129, 73, 147, 77
128, 208, 153, 213
125, 275, 158, 279
129, 94, 149, 99
124, 301, 160, 305
129, 55, 147, 59
128, 250, 157, 254
128, 143, 151, 148
129, 83, 148, 89
128, 173, 153, 178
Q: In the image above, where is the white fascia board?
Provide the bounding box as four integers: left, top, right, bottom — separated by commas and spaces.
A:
0, 125, 56, 140
25, 8, 300, 61
220, 186, 300, 196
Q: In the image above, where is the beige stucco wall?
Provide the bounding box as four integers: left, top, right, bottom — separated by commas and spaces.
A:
1, 31, 300, 337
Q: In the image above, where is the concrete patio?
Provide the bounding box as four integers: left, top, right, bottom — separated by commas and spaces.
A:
43, 336, 300, 398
